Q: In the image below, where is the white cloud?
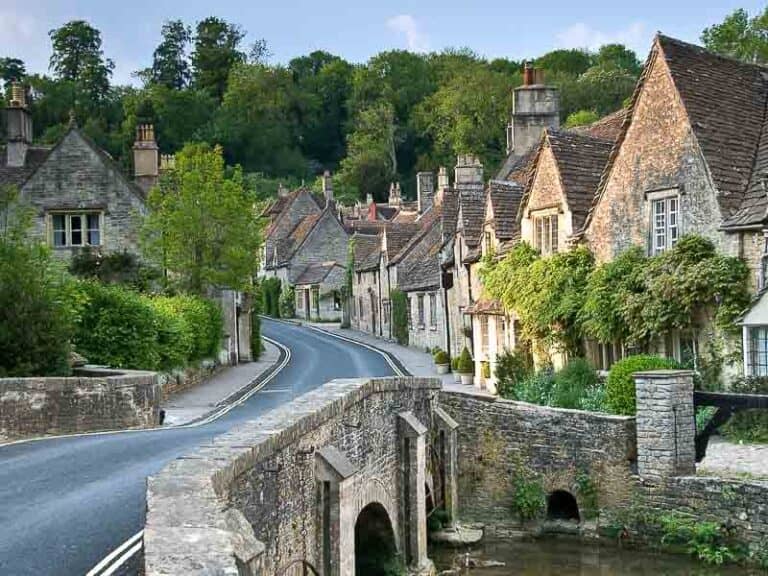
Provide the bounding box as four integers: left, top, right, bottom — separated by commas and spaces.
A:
386, 14, 430, 53
555, 21, 650, 56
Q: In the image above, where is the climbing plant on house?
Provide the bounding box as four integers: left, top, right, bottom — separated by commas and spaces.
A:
391, 289, 409, 346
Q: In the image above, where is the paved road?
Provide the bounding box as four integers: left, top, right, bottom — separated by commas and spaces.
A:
0, 320, 395, 576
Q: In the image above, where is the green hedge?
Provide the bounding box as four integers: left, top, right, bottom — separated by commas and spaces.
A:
74, 281, 222, 371
605, 354, 679, 415
391, 290, 409, 346
261, 277, 282, 317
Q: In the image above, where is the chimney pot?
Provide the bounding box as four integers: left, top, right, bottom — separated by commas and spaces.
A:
322, 170, 334, 205
523, 62, 534, 86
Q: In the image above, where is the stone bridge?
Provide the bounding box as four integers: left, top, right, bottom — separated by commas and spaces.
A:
144, 377, 458, 576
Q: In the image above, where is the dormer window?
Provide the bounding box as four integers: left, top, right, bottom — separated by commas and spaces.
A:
533, 214, 558, 255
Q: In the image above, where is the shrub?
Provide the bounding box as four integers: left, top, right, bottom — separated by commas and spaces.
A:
606, 355, 679, 415
451, 356, 460, 371
69, 248, 160, 291
433, 349, 449, 365
495, 349, 533, 399
279, 285, 295, 318
511, 474, 545, 522
391, 290, 409, 346
150, 297, 194, 370
551, 357, 598, 409
150, 295, 222, 366
74, 281, 161, 370
722, 410, 768, 444
509, 371, 555, 404
457, 347, 474, 374
261, 277, 282, 317
251, 300, 262, 360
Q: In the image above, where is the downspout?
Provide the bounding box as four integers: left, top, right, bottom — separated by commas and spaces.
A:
443, 275, 451, 358
377, 260, 384, 337
387, 265, 392, 340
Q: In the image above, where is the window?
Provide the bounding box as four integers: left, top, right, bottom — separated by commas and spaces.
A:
652, 196, 679, 255
383, 300, 390, 324
333, 291, 341, 311
749, 327, 768, 376
483, 231, 493, 255
417, 294, 425, 327
49, 212, 102, 248
429, 293, 437, 328
533, 214, 558, 255
296, 290, 305, 311
480, 316, 489, 357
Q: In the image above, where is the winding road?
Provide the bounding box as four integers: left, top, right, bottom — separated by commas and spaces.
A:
0, 320, 397, 576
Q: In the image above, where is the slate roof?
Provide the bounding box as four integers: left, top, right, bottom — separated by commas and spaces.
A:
398, 224, 443, 292
0, 145, 52, 189
571, 109, 627, 141
439, 188, 460, 246
465, 298, 505, 315
390, 207, 440, 266
384, 223, 420, 259
457, 189, 486, 247
487, 180, 523, 241
294, 261, 342, 286
496, 146, 537, 185
725, 111, 768, 227
355, 232, 383, 272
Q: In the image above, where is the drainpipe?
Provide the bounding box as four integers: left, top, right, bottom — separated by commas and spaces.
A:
443, 278, 451, 359
387, 265, 392, 340
377, 262, 384, 337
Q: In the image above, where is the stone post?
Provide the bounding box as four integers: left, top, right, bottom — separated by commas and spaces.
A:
398, 412, 428, 569
433, 407, 459, 526
634, 370, 696, 482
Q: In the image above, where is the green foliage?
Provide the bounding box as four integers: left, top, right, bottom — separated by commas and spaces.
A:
494, 349, 533, 399
279, 285, 295, 318
564, 109, 599, 128
511, 473, 545, 522
433, 349, 449, 365
575, 471, 599, 519
605, 355, 679, 415
502, 358, 603, 410
451, 356, 460, 371
480, 361, 491, 379
536, 49, 593, 75
191, 17, 246, 100
391, 290, 409, 346
143, 20, 192, 90
659, 513, 742, 565
702, 7, 768, 64
551, 358, 598, 409
69, 248, 160, 290
0, 189, 80, 377
261, 277, 282, 318
142, 143, 262, 294
722, 410, 768, 444
457, 347, 474, 374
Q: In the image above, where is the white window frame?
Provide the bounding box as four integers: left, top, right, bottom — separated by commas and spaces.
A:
647, 190, 680, 256
417, 294, 425, 328
429, 293, 437, 329
49, 211, 103, 248
531, 210, 558, 255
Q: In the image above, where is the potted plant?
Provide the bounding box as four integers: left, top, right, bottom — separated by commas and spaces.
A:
457, 347, 474, 385
451, 357, 461, 383
433, 349, 450, 374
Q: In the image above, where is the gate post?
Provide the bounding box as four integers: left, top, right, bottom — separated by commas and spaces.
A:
398, 412, 428, 570
434, 407, 459, 526
634, 370, 696, 482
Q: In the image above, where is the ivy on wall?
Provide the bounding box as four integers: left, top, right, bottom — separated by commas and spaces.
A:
391, 289, 409, 346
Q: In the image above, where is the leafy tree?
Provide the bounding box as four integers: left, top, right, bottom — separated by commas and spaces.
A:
48, 20, 114, 102
191, 17, 246, 100
564, 109, 599, 128
147, 20, 191, 89
535, 49, 593, 75
0, 57, 26, 91
595, 44, 642, 74
141, 143, 262, 294
702, 7, 768, 64
338, 101, 397, 201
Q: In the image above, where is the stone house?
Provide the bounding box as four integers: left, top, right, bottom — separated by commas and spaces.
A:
581, 35, 768, 373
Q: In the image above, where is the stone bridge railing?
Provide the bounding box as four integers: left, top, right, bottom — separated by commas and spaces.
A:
144, 377, 449, 576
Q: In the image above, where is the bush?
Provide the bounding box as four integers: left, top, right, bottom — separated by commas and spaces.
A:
279, 285, 295, 318
261, 277, 282, 317
251, 303, 262, 360
511, 474, 545, 522
391, 290, 409, 345
551, 357, 598, 409
150, 297, 194, 370
509, 371, 555, 404
150, 295, 222, 366
457, 347, 474, 373
451, 356, 460, 371
605, 355, 679, 415
433, 349, 449, 365
495, 349, 533, 399
69, 248, 160, 291
722, 410, 768, 444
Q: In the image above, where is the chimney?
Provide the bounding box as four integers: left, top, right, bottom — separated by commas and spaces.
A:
366, 193, 373, 206
434, 166, 450, 206
5, 81, 32, 168
159, 154, 175, 172
388, 181, 402, 206
454, 155, 484, 190
133, 123, 159, 193
417, 171, 435, 213
322, 170, 334, 206
506, 63, 559, 156
277, 183, 289, 197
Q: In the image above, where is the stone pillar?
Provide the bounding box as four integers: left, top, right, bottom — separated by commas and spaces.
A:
433, 407, 459, 526
237, 292, 253, 362
634, 370, 696, 482
398, 412, 428, 569
315, 446, 357, 576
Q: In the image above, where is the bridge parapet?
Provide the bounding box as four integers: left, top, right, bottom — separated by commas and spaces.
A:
144, 376, 442, 576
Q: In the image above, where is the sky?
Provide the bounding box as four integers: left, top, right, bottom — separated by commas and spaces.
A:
1, 0, 765, 85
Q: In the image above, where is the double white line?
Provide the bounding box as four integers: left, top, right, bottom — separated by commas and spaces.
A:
83, 334, 291, 576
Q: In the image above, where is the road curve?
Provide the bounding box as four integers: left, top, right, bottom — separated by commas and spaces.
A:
0, 319, 396, 576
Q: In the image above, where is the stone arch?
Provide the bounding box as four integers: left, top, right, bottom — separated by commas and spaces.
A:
349, 477, 401, 553
355, 502, 398, 576
546, 489, 580, 522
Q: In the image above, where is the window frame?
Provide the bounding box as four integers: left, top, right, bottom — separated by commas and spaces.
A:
429, 292, 437, 329
48, 211, 103, 248
646, 190, 680, 256
531, 211, 558, 255
417, 294, 425, 328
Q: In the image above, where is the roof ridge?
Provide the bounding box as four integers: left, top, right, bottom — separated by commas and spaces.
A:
657, 33, 768, 72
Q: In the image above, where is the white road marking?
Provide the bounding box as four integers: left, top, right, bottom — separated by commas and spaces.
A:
84, 530, 143, 576
304, 325, 407, 377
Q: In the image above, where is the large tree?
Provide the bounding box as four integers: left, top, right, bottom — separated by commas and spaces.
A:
191, 17, 246, 100
147, 20, 191, 89
0, 57, 26, 91
141, 143, 262, 294
48, 20, 114, 102
702, 7, 768, 64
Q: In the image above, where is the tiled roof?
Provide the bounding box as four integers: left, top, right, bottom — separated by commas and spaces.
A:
390, 207, 440, 265
487, 180, 523, 241
0, 146, 52, 189
294, 261, 341, 286
384, 223, 420, 259
546, 130, 614, 230
496, 146, 537, 185
398, 224, 443, 292
458, 189, 485, 247
439, 188, 459, 246
354, 233, 382, 272
725, 117, 768, 227
465, 298, 505, 316
571, 109, 627, 141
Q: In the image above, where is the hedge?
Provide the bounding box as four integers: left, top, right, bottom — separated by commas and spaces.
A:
74, 281, 222, 371
605, 354, 679, 415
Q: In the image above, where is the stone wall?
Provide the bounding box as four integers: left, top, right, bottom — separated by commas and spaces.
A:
290, 210, 349, 284
406, 289, 447, 352
0, 367, 159, 440
144, 377, 441, 576
438, 388, 637, 533
158, 361, 220, 400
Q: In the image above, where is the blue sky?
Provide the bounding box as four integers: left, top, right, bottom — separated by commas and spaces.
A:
1, 0, 764, 85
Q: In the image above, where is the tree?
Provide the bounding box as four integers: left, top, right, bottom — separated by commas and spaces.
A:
148, 20, 191, 89
0, 57, 26, 91
535, 49, 593, 76
564, 109, 599, 128
338, 102, 397, 201
141, 143, 262, 294
595, 44, 642, 74
701, 7, 768, 64
191, 17, 246, 100
49, 20, 114, 102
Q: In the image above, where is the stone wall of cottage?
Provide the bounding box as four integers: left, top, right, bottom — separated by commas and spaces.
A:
585, 52, 725, 263
352, 267, 381, 336
407, 289, 446, 352
520, 144, 573, 251
21, 130, 146, 260
0, 367, 160, 440
290, 211, 349, 284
